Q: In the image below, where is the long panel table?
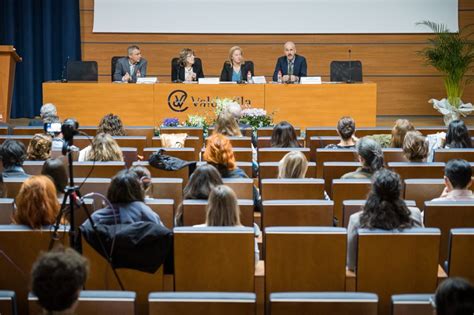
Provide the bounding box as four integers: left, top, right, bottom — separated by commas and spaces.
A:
43, 82, 376, 128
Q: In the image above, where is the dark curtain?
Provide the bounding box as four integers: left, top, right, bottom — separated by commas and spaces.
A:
0, 0, 81, 118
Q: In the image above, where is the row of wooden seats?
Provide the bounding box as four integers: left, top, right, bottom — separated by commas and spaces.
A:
2, 226, 473, 315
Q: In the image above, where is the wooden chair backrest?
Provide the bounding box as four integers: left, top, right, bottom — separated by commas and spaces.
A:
388, 162, 445, 180
258, 162, 316, 180
261, 178, 324, 200
262, 200, 333, 229
448, 228, 474, 283
403, 179, 445, 208
391, 294, 434, 315
316, 149, 357, 178
182, 199, 254, 227
143, 148, 195, 161
332, 179, 371, 226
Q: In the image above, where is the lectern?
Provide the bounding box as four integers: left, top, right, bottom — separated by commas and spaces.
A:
0, 46, 22, 122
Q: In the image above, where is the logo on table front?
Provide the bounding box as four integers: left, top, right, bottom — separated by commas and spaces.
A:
168, 90, 189, 112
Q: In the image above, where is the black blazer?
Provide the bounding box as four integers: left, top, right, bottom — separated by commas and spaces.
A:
219, 61, 254, 82
171, 58, 204, 82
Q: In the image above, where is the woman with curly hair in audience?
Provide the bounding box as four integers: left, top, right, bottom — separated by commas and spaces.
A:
97, 113, 126, 136
175, 164, 224, 226
271, 121, 300, 148
78, 133, 124, 162
346, 169, 423, 270
27, 133, 52, 160
203, 133, 262, 211
12, 175, 60, 229
325, 116, 358, 149
342, 137, 384, 179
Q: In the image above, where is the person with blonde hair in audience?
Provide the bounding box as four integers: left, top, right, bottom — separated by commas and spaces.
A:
129, 165, 153, 200
402, 131, 428, 162
342, 137, 384, 179
203, 133, 262, 211
432, 159, 474, 202
391, 119, 415, 148
326, 116, 358, 149
213, 111, 243, 137
78, 133, 124, 162
347, 169, 423, 270
97, 113, 126, 136
195, 185, 260, 264
278, 151, 308, 178
41, 158, 68, 199
12, 175, 60, 229
271, 121, 300, 148
27, 133, 52, 160
175, 164, 223, 226
31, 247, 89, 315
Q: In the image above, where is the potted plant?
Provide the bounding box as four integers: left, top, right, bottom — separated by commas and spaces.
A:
418, 21, 474, 125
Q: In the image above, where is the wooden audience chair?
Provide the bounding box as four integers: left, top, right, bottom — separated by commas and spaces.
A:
323, 162, 360, 196
258, 126, 301, 138
332, 179, 371, 227
388, 162, 445, 180
121, 147, 138, 167
447, 228, 474, 283
256, 136, 304, 148
123, 126, 155, 146
208, 127, 253, 138
0, 135, 32, 148
173, 227, 255, 291
22, 160, 45, 175
29, 291, 136, 315
305, 128, 338, 143
152, 136, 201, 160
261, 178, 324, 200
310, 136, 340, 149
4, 178, 25, 198
72, 161, 126, 178
0, 126, 10, 135
391, 294, 433, 315
382, 148, 407, 163
150, 178, 183, 209
265, 227, 347, 300
404, 179, 445, 208
78, 126, 99, 136
356, 228, 440, 315
423, 201, 474, 264
270, 292, 378, 315
182, 199, 254, 226
0, 291, 16, 315
145, 199, 175, 229
148, 292, 256, 315
262, 200, 333, 229
0, 225, 69, 315
316, 149, 357, 178
11, 126, 43, 135
258, 147, 310, 163
342, 200, 416, 228
113, 136, 147, 155
258, 162, 316, 180
223, 178, 254, 200
433, 148, 474, 163
0, 199, 14, 224
205, 136, 252, 148
143, 147, 196, 161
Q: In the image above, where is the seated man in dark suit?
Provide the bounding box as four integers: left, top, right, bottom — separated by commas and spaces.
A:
272, 41, 307, 83
113, 45, 148, 83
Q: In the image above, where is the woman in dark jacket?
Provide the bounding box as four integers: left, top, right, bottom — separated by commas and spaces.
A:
171, 48, 204, 82
220, 46, 254, 82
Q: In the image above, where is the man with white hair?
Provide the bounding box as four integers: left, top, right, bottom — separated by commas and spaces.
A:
28, 103, 59, 126
272, 41, 308, 83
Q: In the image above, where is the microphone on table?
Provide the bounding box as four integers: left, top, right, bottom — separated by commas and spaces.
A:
346, 49, 354, 84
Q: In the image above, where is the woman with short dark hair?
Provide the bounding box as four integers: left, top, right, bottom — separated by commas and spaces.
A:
0, 139, 29, 178
346, 169, 423, 270
83, 170, 162, 226
271, 121, 300, 148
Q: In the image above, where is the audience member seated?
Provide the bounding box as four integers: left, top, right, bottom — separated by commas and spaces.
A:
271, 121, 300, 148
82, 170, 162, 228
171, 48, 204, 82
97, 113, 126, 136
325, 116, 357, 149
175, 164, 223, 226
213, 111, 243, 137
402, 131, 428, 162
434, 277, 474, 315
347, 169, 423, 270
432, 159, 474, 202
277, 151, 308, 178
78, 133, 124, 162
0, 139, 29, 178
341, 137, 384, 179
27, 133, 52, 160
129, 165, 153, 200
41, 158, 68, 199
29, 103, 58, 126
427, 120, 472, 161
195, 185, 259, 264
391, 119, 415, 148
203, 133, 262, 211
223, 102, 250, 130
12, 175, 60, 229
31, 247, 89, 315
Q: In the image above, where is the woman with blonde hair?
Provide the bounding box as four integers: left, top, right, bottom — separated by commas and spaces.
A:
214, 111, 242, 137
403, 131, 429, 162
171, 48, 204, 82
12, 175, 60, 229
391, 119, 415, 148
27, 133, 52, 160
78, 133, 123, 162
196, 185, 259, 264
220, 46, 254, 82
278, 151, 308, 178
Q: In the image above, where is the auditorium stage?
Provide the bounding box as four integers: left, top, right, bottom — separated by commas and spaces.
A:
43, 82, 377, 128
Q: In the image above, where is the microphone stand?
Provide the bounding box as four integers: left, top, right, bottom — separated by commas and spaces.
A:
346, 49, 354, 84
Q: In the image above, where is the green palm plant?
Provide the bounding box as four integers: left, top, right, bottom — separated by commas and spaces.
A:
417, 21, 474, 108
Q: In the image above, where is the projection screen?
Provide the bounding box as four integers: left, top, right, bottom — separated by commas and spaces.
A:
93, 0, 458, 34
